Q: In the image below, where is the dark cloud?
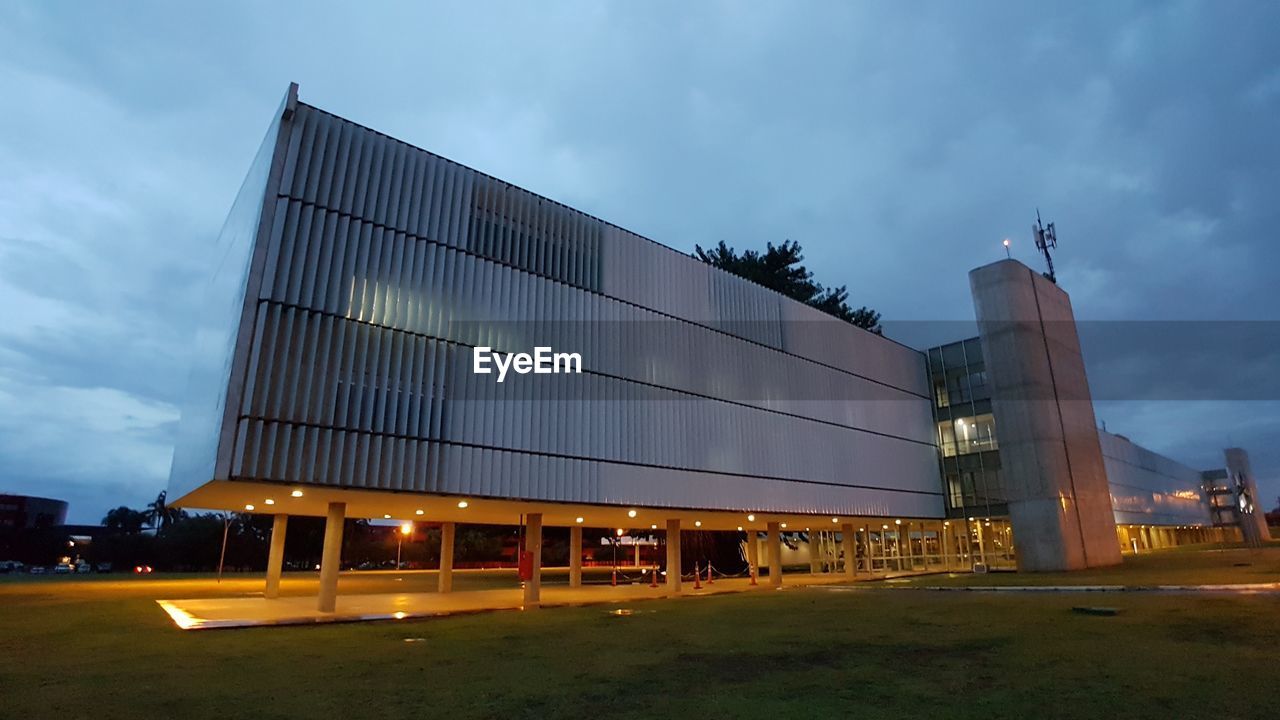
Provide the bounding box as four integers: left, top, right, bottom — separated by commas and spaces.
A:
1, 1, 1277, 522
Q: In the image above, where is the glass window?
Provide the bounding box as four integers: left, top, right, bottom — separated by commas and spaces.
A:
953, 414, 998, 454
941, 343, 967, 368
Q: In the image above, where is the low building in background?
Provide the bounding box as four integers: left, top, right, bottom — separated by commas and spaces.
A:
0, 494, 68, 530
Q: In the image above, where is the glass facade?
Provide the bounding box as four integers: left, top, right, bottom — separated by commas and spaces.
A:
926, 337, 1014, 568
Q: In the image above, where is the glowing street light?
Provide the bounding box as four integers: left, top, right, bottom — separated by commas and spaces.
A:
397, 522, 413, 569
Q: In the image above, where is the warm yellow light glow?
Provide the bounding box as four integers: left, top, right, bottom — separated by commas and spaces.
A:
264, 499, 275, 505
780, 523, 788, 529
831, 517, 839, 523
457, 500, 469, 509
616, 528, 624, 536
627, 509, 637, 518
650, 524, 657, 530
244, 504, 255, 511
882, 524, 889, 530
291, 489, 304, 498
737, 526, 743, 531
894, 519, 902, 525
575, 517, 584, 524
383, 514, 391, 519
415, 509, 424, 515
157, 601, 202, 630
747, 514, 756, 522
400, 522, 413, 535
694, 520, 702, 527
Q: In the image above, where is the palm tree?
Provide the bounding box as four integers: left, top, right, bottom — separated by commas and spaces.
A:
145, 491, 184, 532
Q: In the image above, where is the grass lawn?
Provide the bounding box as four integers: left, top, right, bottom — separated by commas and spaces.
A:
2, 551, 1279, 719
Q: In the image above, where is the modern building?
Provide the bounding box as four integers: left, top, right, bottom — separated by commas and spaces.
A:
169, 85, 1267, 611
0, 494, 68, 530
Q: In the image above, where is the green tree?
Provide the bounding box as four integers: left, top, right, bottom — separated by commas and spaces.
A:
694, 240, 881, 333
102, 506, 148, 534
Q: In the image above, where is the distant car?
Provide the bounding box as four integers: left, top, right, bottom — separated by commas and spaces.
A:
75, 561, 91, 574
95, 562, 113, 574
0, 560, 18, 574
133, 565, 153, 574
29, 566, 46, 575
54, 563, 73, 574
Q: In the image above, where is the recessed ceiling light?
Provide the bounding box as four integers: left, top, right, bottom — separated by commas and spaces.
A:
627, 509, 637, 518
383, 514, 391, 519
694, 520, 702, 527
290, 490, 304, 498
265, 499, 275, 505
747, 514, 755, 522
415, 509, 424, 515
244, 504, 255, 511
575, 517, 584, 523
457, 500, 469, 509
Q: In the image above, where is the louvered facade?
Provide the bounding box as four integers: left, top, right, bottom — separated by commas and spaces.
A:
168, 85, 945, 524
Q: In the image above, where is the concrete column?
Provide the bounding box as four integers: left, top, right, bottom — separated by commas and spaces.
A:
438, 522, 455, 593
746, 531, 759, 583
767, 522, 782, 587
634, 542, 641, 567
569, 525, 583, 588
666, 519, 681, 593
841, 524, 855, 580
941, 525, 951, 570
317, 502, 345, 613
523, 513, 542, 608
264, 514, 288, 599
896, 524, 906, 571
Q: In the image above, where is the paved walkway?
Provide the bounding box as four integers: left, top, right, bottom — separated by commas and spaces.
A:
158, 572, 904, 630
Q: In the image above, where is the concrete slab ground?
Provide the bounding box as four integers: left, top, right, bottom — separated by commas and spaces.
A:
157, 571, 904, 630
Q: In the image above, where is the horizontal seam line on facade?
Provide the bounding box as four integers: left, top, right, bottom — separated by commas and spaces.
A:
270, 191, 932, 402
1102, 454, 1203, 479
295, 102, 927, 356
254, 297, 939, 449
234, 414, 945, 498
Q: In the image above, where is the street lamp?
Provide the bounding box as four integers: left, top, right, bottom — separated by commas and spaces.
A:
397, 522, 412, 569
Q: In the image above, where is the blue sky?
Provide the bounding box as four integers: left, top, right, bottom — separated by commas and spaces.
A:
1, 1, 1277, 523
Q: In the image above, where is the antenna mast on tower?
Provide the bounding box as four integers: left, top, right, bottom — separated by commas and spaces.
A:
1032, 209, 1058, 283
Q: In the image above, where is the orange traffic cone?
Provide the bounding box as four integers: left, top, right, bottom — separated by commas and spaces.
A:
650, 566, 659, 588
706, 562, 714, 584
693, 562, 702, 590
749, 565, 758, 586
611, 568, 618, 587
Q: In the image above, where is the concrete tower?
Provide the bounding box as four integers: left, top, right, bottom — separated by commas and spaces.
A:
969, 259, 1122, 571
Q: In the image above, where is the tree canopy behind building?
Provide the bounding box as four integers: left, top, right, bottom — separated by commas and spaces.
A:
693, 240, 881, 333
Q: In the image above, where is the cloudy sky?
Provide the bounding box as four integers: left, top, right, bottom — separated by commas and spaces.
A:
1, 1, 1277, 523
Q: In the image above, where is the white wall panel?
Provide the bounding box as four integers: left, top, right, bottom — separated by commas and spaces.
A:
178, 98, 946, 518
